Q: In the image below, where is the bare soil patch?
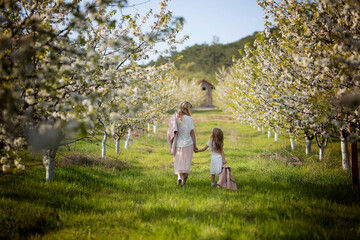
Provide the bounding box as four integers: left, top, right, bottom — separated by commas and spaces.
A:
57, 153, 129, 170
260, 153, 303, 167
192, 114, 234, 122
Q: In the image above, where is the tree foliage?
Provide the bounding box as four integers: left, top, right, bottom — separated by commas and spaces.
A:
147, 33, 258, 82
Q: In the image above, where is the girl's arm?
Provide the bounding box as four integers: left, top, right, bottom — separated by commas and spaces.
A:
195, 145, 208, 153
221, 150, 226, 164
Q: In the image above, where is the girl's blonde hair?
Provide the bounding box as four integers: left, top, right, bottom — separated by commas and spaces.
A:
211, 128, 224, 153
176, 101, 192, 125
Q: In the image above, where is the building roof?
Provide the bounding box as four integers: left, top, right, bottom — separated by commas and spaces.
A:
198, 79, 215, 87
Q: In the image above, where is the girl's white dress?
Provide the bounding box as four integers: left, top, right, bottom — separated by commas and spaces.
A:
207, 140, 223, 175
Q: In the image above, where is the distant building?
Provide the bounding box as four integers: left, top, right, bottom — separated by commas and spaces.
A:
198, 79, 215, 107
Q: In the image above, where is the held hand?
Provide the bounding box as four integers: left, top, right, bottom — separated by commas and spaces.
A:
193, 146, 198, 153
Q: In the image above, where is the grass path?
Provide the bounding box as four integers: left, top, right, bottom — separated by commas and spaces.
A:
1, 110, 360, 239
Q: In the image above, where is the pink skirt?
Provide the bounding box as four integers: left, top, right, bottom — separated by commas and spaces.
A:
173, 145, 193, 174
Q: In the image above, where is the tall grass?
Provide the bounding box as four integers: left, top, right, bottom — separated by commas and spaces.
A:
0, 110, 359, 239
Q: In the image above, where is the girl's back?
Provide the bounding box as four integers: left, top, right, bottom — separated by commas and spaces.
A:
207, 140, 222, 158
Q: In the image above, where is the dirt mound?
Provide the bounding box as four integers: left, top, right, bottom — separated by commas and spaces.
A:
57, 153, 128, 170
192, 114, 234, 122
261, 153, 303, 167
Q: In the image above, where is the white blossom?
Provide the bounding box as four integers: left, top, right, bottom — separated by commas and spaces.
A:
2, 164, 10, 172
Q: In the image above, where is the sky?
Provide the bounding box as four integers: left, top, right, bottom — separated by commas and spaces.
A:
123, 0, 267, 61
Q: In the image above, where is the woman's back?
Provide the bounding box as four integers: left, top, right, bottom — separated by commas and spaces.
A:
176, 115, 195, 147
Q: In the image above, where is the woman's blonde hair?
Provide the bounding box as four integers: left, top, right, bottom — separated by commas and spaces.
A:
176, 101, 192, 125
211, 128, 224, 153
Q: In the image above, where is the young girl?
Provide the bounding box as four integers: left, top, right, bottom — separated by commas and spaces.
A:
195, 128, 226, 186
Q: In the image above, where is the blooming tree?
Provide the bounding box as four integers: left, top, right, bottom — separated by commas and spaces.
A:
215, 0, 360, 176
257, 0, 359, 170
171, 78, 205, 109
0, 0, 186, 180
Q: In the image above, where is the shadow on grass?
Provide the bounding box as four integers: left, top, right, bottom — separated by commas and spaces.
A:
181, 166, 360, 207
239, 169, 360, 206
0, 164, 148, 239
129, 173, 360, 240
153, 171, 360, 239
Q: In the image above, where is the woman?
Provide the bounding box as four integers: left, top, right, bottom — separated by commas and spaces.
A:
167, 101, 198, 187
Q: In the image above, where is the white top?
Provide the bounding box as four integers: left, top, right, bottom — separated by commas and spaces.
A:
206, 140, 222, 158
176, 115, 195, 148
207, 139, 223, 175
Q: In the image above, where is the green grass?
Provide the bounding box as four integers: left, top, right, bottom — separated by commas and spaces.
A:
1, 110, 360, 239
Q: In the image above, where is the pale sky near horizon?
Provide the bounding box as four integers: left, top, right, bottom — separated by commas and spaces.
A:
123, 0, 267, 61
130, 0, 266, 45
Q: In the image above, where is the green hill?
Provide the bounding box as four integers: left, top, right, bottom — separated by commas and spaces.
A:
148, 32, 257, 82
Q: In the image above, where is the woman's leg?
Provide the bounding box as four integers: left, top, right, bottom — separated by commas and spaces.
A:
180, 173, 184, 186
177, 173, 181, 185
184, 173, 189, 185
183, 173, 188, 185
180, 173, 189, 186
211, 174, 215, 186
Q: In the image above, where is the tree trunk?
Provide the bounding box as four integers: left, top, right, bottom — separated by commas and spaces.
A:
153, 124, 157, 134
290, 137, 295, 151
102, 123, 107, 158
258, 126, 261, 131
262, 126, 264, 134
125, 128, 131, 149
319, 146, 325, 161
43, 150, 55, 181
115, 137, 120, 154
341, 137, 350, 170
148, 123, 150, 132
41, 129, 62, 182
315, 133, 328, 161
268, 129, 271, 138
274, 132, 279, 141
304, 131, 314, 155
305, 137, 312, 155
43, 145, 60, 182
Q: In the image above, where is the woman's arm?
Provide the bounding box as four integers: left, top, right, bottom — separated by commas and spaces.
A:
190, 129, 198, 151
221, 150, 226, 164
